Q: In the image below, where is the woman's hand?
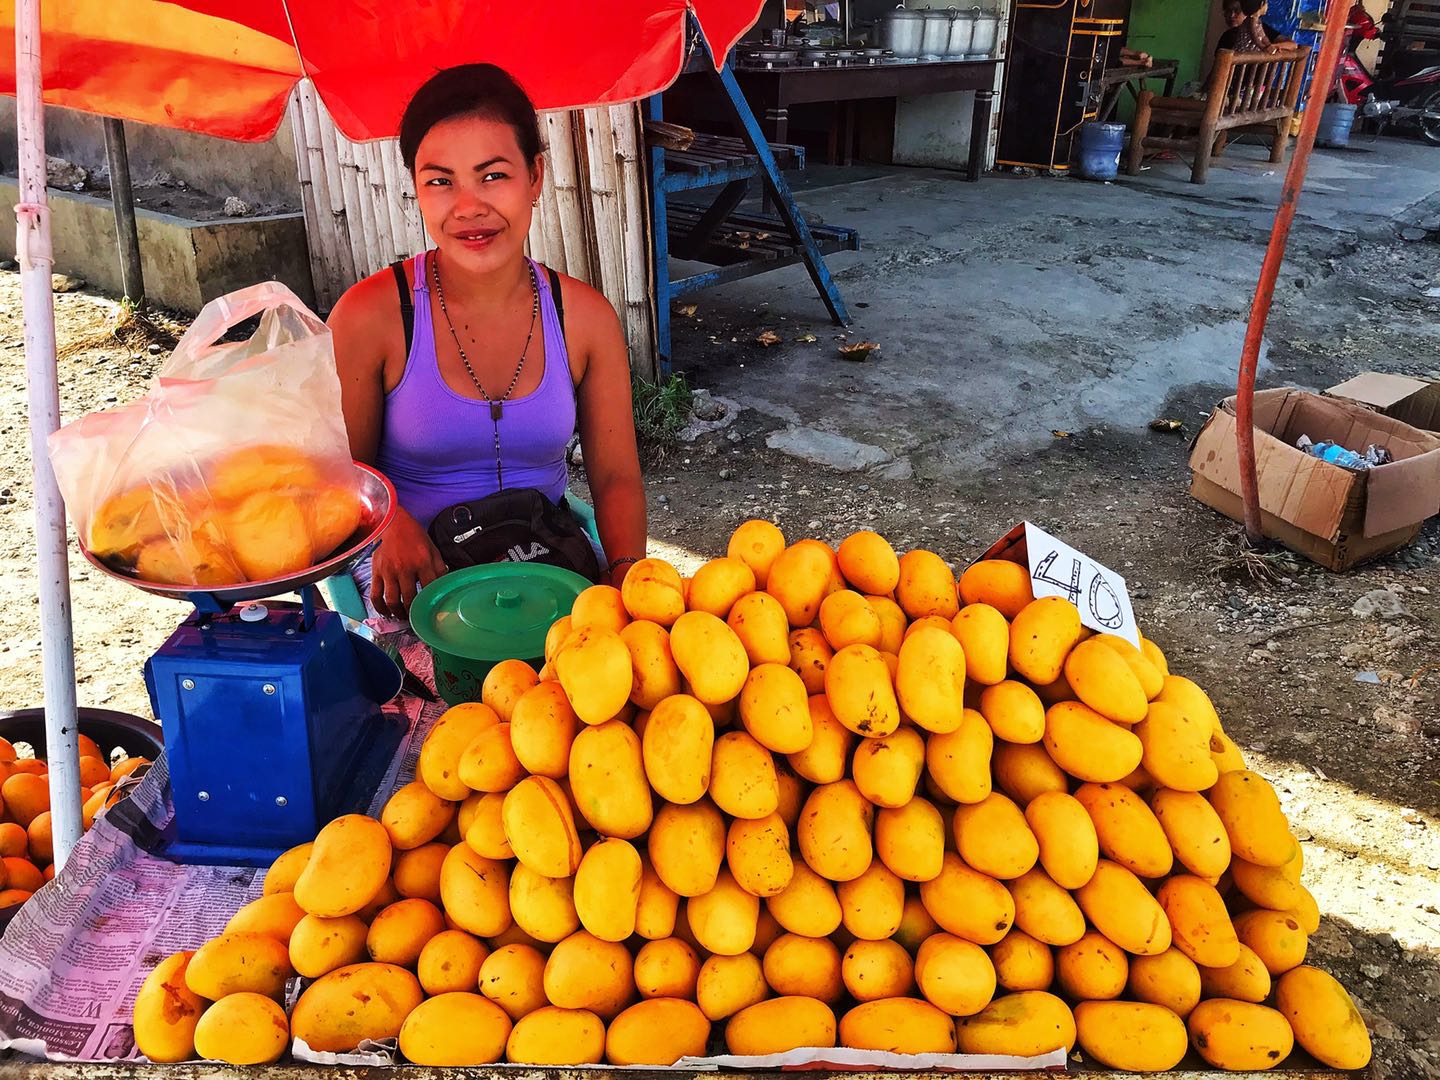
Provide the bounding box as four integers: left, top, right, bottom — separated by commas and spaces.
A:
370, 507, 448, 618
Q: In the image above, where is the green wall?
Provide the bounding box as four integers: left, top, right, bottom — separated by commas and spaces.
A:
1120, 0, 1215, 119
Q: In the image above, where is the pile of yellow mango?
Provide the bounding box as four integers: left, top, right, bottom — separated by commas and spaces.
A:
131, 522, 1371, 1071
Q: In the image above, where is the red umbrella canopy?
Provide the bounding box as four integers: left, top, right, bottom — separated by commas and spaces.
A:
0, 0, 763, 141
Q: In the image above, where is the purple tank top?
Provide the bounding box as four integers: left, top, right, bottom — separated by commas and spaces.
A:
375, 252, 574, 529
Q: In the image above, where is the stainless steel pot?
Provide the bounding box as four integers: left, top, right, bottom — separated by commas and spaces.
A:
970, 10, 1000, 57
920, 9, 952, 58
871, 6, 924, 58
946, 9, 977, 57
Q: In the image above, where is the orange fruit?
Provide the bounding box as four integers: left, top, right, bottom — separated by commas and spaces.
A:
306, 484, 363, 561
0, 889, 32, 910
78, 734, 104, 761
0, 823, 28, 858
9, 759, 48, 777
207, 444, 323, 503
3, 858, 43, 893
79, 756, 111, 789
26, 813, 53, 866
111, 757, 151, 784
1, 774, 49, 827
0, 737, 15, 764
87, 485, 165, 558
135, 526, 243, 587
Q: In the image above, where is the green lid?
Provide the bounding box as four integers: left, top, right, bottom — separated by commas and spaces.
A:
409, 563, 590, 662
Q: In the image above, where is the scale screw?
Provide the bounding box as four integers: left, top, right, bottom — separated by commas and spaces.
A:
275, 796, 288, 807
263, 683, 276, 696
198, 791, 210, 802
182, 678, 195, 691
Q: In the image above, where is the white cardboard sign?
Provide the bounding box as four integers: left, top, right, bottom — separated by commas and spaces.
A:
979, 522, 1140, 647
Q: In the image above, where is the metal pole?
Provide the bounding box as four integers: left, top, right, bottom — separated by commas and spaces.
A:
102, 117, 145, 307
1236, 0, 1351, 545
15, 0, 84, 871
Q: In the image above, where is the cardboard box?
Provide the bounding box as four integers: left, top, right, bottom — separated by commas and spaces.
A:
1188, 387, 1440, 571
1326, 371, 1440, 434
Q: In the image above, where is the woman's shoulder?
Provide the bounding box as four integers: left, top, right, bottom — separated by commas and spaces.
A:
545, 267, 622, 336
327, 264, 411, 376
330, 264, 406, 331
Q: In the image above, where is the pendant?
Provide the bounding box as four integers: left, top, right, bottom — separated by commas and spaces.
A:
490, 401, 503, 422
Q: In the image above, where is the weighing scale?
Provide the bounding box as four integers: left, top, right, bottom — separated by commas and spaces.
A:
82, 463, 405, 866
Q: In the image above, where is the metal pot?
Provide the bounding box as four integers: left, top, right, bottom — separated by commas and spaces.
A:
970, 10, 1000, 57
920, 10, 952, 58
872, 6, 924, 58
946, 9, 977, 57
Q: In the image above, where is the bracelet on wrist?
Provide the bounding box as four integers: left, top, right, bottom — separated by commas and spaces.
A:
607, 556, 641, 574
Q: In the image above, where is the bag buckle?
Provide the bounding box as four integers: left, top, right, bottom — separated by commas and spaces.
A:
452, 524, 484, 544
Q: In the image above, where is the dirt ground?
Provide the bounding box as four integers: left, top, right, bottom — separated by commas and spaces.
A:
1, 148, 1438, 1075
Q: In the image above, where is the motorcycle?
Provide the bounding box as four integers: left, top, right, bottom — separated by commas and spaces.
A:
1334, 2, 1440, 145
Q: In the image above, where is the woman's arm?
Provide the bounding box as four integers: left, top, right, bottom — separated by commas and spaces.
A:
568, 283, 647, 587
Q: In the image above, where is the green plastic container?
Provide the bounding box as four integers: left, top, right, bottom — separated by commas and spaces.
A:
409, 563, 590, 706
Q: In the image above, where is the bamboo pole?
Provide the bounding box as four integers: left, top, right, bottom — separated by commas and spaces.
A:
344, 134, 383, 276
546, 111, 593, 284
322, 111, 372, 277
288, 87, 346, 311
537, 138, 568, 277
527, 187, 551, 267
362, 142, 397, 271
377, 143, 413, 264
609, 103, 657, 381
301, 83, 357, 292
390, 140, 428, 256
579, 107, 627, 313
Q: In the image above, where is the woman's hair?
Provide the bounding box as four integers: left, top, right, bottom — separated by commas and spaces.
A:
1239, 0, 1266, 17
399, 64, 544, 173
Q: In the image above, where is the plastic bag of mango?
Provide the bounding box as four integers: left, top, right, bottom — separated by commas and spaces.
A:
133, 522, 1372, 1072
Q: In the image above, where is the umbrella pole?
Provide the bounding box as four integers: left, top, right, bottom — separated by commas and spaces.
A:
1236, 0, 1350, 545
102, 118, 146, 308
15, 0, 84, 870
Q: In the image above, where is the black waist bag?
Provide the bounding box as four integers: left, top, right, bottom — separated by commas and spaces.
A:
427, 488, 601, 583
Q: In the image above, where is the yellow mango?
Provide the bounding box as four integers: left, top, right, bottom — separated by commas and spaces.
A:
763, 933, 844, 1002
798, 780, 874, 882
824, 643, 900, 738
1031, 669, 1077, 706
914, 933, 996, 1017
895, 549, 959, 621
509, 862, 579, 943
670, 610, 749, 704
417, 930, 490, 995
620, 558, 686, 626
954, 792, 1038, 879
1135, 700, 1218, 793
398, 992, 511, 1066
1187, 999, 1295, 1071
1158, 875, 1240, 968
866, 595, 908, 655
1234, 909, 1308, 975
788, 628, 834, 695
990, 931, 1055, 992
1292, 884, 1321, 935
508, 682, 579, 780
289, 914, 369, 979
1231, 852, 1303, 911
1009, 867, 1086, 946
1075, 1001, 1188, 1071
993, 741, 1069, 805
570, 584, 632, 635
768, 540, 836, 627
1156, 674, 1223, 734
556, 629, 633, 725
225, 891, 305, 946
193, 992, 289, 1065
439, 844, 511, 937
1211, 726, 1248, 773
727, 591, 792, 666
842, 939, 915, 1001
420, 703, 500, 800
380, 780, 456, 852
1057, 931, 1129, 999
649, 799, 727, 897
839, 997, 958, 1054
1200, 944, 1273, 1003
634, 937, 701, 999
819, 589, 884, 651
837, 861, 905, 941
544, 615, 574, 665
852, 726, 925, 808
1275, 966, 1371, 1070
262, 842, 313, 895
463, 792, 513, 860
1209, 770, 1294, 867
356, 878, 401, 923
1151, 788, 1232, 879
875, 796, 945, 882
837, 530, 901, 595
739, 663, 813, 754
919, 852, 1015, 945
767, 860, 843, 937
1063, 637, 1148, 724
606, 998, 710, 1066
688, 556, 757, 619
951, 603, 1009, 686
618, 620, 682, 711
978, 680, 1045, 744
503, 775, 582, 877
728, 519, 786, 589
788, 695, 855, 784
1074, 860, 1173, 955
132, 952, 206, 1062
1129, 948, 1202, 1017
480, 943, 549, 1020
506, 1006, 606, 1065
727, 813, 793, 898
642, 694, 714, 804
544, 931, 635, 1019
925, 708, 993, 804
726, 996, 837, 1055
895, 895, 941, 954
1140, 635, 1170, 675
366, 898, 445, 966
1043, 701, 1143, 783
186, 931, 292, 1000
956, 991, 1075, 1057
1009, 596, 1082, 685
1074, 781, 1174, 879
1094, 634, 1164, 699
697, 952, 769, 1020
959, 559, 1034, 619
689, 867, 761, 955
574, 838, 643, 942
481, 658, 540, 724
290, 962, 424, 1052
710, 731, 779, 820
457, 722, 525, 793
569, 720, 653, 838
893, 625, 966, 734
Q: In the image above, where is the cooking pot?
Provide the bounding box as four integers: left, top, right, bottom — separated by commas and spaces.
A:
872, 6, 924, 57
919, 9, 952, 58
970, 10, 1000, 57
946, 9, 977, 57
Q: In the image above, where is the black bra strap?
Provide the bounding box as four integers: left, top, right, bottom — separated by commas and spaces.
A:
547, 266, 565, 334
391, 259, 414, 355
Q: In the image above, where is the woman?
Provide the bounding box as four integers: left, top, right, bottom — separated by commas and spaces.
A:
329, 65, 647, 618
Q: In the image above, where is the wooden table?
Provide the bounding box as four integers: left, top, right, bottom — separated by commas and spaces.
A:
1097, 59, 1180, 122
732, 59, 1004, 181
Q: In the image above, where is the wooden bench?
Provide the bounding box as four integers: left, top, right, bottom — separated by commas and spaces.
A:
1125, 46, 1312, 183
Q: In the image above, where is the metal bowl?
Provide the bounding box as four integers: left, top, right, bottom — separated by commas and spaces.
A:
80, 462, 397, 605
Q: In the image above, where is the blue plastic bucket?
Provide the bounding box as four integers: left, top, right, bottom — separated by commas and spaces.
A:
1077, 122, 1127, 181
1317, 102, 1358, 148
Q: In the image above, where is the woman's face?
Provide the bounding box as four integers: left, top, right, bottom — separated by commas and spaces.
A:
414, 113, 544, 277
